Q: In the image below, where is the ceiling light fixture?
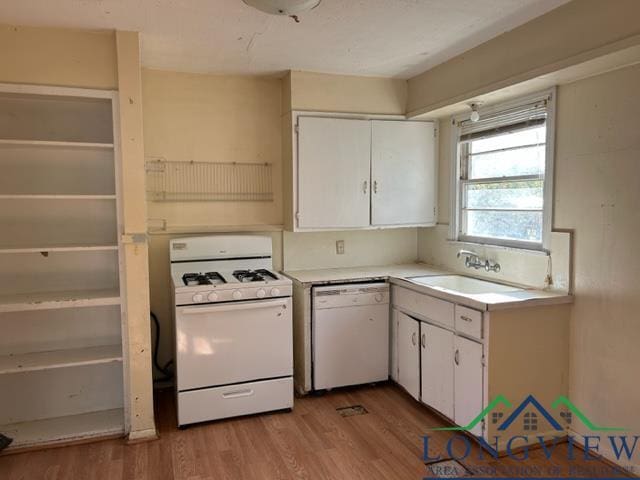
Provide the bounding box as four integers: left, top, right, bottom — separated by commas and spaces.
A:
242, 0, 321, 16
469, 103, 481, 123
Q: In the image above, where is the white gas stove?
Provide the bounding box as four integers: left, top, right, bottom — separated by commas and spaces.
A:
170, 235, 293, 426
172, 267, 292, 305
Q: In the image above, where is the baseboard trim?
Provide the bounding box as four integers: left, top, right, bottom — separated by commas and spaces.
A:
0, 433, 123, 456
126, 427, 158, 444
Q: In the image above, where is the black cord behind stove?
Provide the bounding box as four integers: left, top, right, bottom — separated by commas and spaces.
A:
151, 311, 174, 382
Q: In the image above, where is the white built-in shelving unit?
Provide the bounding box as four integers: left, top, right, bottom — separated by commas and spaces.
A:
0, 83, 126, 451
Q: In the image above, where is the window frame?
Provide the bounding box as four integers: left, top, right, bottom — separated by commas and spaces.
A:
449, 89, 556, 252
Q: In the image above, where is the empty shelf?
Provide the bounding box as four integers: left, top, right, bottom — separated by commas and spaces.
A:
0, 139, 114, 149
0, 289, 120, 313
0, 244, 118, 254
0, 194, 116, 200
0, 345, 122, 375
0, 408, 124, 450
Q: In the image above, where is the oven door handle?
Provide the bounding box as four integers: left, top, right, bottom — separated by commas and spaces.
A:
180, 298, 288, 315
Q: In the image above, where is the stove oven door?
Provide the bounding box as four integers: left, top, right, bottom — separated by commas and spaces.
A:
175, 298, 292, 391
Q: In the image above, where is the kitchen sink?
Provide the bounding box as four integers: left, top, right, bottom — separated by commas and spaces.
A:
408, 275, 523, 295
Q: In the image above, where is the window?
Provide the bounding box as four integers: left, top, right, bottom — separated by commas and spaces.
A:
452, 91, 555, 250
523, 412, 538, 431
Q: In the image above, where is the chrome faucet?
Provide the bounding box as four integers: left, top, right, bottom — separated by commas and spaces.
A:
457, 250, 482, 268
457, 249, 501, 273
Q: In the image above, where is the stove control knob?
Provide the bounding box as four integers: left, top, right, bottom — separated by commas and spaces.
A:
270, 288, 281, 297
192, 293, 205, 303
374, 293, 384, 303
256, 289, 266, 298
232, 290, 243, 300
207, 292, 218, 302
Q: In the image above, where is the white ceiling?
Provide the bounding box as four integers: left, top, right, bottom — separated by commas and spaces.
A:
0, 0, 569, 78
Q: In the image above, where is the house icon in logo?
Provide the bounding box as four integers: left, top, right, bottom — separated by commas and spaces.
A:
430, 394, 624, 434
497, 394, 564, 432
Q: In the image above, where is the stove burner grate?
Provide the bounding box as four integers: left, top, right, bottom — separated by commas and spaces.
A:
232, 269, 278, 283
182, 272, 227, 286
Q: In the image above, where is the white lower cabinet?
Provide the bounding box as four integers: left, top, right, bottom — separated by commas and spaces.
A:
454, 336, 484, 436
389, 309, 399, 382
390, 284, 572, 452
392, 285, 484, 435
396, 311, 420, 400
420, 322, 454, 419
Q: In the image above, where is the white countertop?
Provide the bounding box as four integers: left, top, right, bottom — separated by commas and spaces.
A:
282, 263, 446, 284
283, 262, 572, 311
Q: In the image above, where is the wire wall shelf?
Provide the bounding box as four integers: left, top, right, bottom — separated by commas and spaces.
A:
145, 158, 274, 202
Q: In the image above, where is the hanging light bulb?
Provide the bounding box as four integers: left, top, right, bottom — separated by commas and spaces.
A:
242, 0, 321, 15
469, 103, 480, 123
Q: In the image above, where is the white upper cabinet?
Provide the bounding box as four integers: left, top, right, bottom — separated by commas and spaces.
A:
296, 117, 371, 229
289, 114, 437, 231
371, 120, 436, 226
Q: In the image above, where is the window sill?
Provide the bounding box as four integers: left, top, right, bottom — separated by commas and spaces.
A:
446, 238, 550, 256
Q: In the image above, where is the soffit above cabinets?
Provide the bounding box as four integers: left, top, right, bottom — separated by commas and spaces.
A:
0, 0, 568, 78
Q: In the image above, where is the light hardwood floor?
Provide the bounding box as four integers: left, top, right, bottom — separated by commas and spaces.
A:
0, 383, 631, 479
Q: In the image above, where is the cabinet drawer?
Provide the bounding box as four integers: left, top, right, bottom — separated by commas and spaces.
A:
177, 377, 293, 426
392, 286, 454, 329
455, 305, 483, 340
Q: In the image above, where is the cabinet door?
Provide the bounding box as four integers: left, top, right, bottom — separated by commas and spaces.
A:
454, 336, 484, 436
370, 120, 436, 226
396, 312, 420, 400
297, 117, 371, 229
420, 322, 454, 419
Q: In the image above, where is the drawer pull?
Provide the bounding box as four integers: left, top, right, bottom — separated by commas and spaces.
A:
460, 315, 474, 323
222, 389, 255, 399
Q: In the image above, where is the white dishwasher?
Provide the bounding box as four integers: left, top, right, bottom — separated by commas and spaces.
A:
312, 283, 389, 390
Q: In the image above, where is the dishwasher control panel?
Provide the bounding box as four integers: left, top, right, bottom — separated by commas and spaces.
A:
312, 283, 389, 309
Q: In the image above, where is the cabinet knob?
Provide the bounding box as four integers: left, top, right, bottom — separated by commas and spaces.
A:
373, 180, 378, 194
362, 180, 368, 194
421, 333, 426, 348
411, 332, 417, 346
454, 349, 460, 366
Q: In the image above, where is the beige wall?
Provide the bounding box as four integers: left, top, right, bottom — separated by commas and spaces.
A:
554, 64, 640, 467
287, 70, 407, 115
420, 64, 640, 467
0, 24, 117, 89
406, 0, 640, 116
142, 69, 283, 229
283, 229, 418, 271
